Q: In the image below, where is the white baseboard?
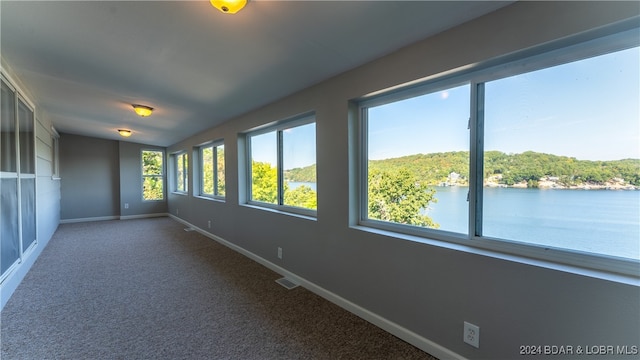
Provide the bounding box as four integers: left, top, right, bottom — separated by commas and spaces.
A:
168, 214, 465, 360
120, 213, 168, 220
60, 215, 119, 224
60, 213, 169, 224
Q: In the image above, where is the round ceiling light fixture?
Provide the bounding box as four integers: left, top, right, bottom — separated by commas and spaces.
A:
210, 0, 247, 14
118, 129, 132, 137
132, 104, 153, 117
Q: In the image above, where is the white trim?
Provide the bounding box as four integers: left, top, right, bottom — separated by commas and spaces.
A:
60, 216, 120, 224
168, 214, 466, 360
120, 213, 168, 221
60, 213, 170, 223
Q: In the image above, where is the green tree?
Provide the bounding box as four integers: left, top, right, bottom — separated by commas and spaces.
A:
216, 147, 226, 195
252, 161, 277, 203
202, 146, 214, 194
368, 168, 439, 228
142, 150, 163, 200
284, 185, 317, 209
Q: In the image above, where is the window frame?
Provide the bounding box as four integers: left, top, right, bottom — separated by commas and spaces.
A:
356, 27, 640, 277
244, 112, 317, 218
198, 140, 225, 200
51, 126, 60, 180
141, 149, 165, 202
1, 74, 38, 280
172, 151, 188, 194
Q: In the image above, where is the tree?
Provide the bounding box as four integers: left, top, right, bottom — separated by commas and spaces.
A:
142, 150, 163, 200
251, 161, 277, 203
216, 147, 226, 195
202, 146, 214, 194
368, 168, 439, 228
284, 185, 317, 210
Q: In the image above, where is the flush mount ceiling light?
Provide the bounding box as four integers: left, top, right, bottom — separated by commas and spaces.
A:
210, 0, 247, 14
132, 104, 153, 117
118, 129, 132, 137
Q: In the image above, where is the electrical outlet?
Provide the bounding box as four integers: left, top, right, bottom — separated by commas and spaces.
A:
124, 203, 129, 209
207, 220, 211, 229
277, 247, 283, 259
176, 209, 179, 215
464, 321, 480, 348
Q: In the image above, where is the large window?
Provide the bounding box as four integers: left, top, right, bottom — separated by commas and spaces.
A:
359, 29, 639, 275
246, 114, 317, 214
365, 83, 470, 234
200, 141, 225, 198
174, 152, 188, 193
142, 150, 164, 201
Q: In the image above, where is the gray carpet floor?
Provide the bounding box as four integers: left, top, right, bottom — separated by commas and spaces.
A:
1, 217, 437, 359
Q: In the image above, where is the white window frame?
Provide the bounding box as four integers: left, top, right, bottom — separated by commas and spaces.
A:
244, 112, 317, 218
357, 26, 640, 277
51, 126, 60, 180
198, 140, 225, 199
173, 151, 188, 194
1, 74, 38, 280
141, 149, 165, 201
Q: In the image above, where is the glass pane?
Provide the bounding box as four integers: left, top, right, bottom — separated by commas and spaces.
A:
143, 176, 164, 201
216, 144, 225, 196
18, 99, 34, 174
283, 123, 316, 209
1, 178, 20, 275
367, 84, 470, 232
250, 131, 277, 204
483, 46, 640, 260
176, 153, 187, 192
142, 150, 163, 176
1, 81, 16, 173
21, 177, 36, 250
142, 150, 164, 200
201, 146, 214, 195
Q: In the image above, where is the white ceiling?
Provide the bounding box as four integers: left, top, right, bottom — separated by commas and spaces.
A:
1, 1, 513, 147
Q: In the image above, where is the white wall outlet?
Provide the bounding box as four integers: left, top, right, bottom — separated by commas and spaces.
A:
277, 247, 283, 259
124, 203, 129, 209
464, 321, 480, 348
207, 220, 211, 229
176, 208, 179, 215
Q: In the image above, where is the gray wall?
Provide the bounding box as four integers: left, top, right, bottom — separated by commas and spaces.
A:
60, 134, 120, 220
167, 2, 640, 359
59, 134, 167, 221
119, 141, 167, 217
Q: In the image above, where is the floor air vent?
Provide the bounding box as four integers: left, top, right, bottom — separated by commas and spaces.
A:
276, 277, 299, 290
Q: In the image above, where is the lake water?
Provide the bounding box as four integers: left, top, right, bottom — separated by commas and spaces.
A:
425, 186, 639, 260
289, 181, 639, 260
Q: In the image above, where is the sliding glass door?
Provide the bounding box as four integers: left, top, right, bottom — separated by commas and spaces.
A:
1, 77, 36, 279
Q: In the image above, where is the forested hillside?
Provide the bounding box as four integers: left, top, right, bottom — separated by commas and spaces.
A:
285, 151, 640, 188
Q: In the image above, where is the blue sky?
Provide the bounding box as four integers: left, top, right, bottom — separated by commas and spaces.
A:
369, 46, 640, 162
250, 122, 316, 169
253, 46, 639, 169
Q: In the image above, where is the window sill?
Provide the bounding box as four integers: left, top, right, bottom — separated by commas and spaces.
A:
241, 203, 317, 222
195, 195, 225, 203
350, 224, 640, 286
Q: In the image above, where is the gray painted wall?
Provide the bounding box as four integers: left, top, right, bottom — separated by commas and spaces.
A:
59, 134, 168, 221
167, 2, 640, 359
119, 141, 168, 217
60, 134, 120, 220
